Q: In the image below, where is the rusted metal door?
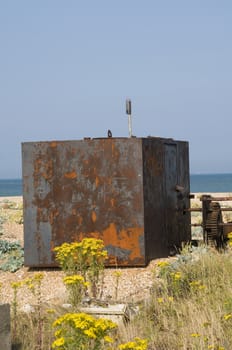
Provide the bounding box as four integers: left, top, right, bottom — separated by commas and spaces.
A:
164, 143, 178, 251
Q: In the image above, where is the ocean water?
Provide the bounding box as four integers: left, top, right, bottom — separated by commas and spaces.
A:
190, 173, 232, 193
0, 179, 22, 197
0, 174, 232, 196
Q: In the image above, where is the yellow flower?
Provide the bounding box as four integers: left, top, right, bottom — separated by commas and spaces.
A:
33, 273, 44, 282
173, 272, 182, 280
157, 297, 164, 303
63, 274, 86, 285
189, 280, 201, 287
190, 333, 201, 338
157, 261, 170, 268
223, 313, 232, 321
28, 283, 35, 291
46, 308, 55, 314
113, 270, 122, 278
52, 337, 65, 348
104, 335, 114, 343
11, 281, 23, 289
84, 328, 97, 339
198, 285, 206, 290
119, 337, 148, 350
55, 329, 62, 337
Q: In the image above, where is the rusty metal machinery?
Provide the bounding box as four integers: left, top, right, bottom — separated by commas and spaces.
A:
205, 201, 224, 248
188, 195, 232, 249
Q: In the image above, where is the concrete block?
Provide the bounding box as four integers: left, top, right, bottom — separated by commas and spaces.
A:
80, 303, 130, 326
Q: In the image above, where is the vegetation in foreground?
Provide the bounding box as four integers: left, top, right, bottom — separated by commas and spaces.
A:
1, 241, 232, 349
1, 199, 232, 350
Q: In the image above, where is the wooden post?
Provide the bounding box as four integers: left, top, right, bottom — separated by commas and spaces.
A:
0, 304, 11, 350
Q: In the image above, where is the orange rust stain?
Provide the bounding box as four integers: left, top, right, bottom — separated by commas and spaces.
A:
101, 223, 144, 260
50, 241, 55, 253
50, 142, 57, 148
77, 216, 83, 225
91, 211, 97, 223
110, 198, 115, 207
42, 160, 53, 180
49, 210, 59, 225
95, 176, 100, 188
64, 171, 77, 179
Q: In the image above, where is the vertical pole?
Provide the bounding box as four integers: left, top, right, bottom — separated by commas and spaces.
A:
128, 114, 132, 138
126, 99, 132, 137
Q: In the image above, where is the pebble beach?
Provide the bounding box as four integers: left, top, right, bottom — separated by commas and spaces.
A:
1, 193, 232, 310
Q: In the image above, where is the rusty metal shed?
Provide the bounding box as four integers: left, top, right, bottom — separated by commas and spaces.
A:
22, 136, 191, 267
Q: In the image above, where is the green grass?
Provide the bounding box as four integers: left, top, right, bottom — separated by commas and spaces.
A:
128, 246, 232, 349
3, 245, 232, 349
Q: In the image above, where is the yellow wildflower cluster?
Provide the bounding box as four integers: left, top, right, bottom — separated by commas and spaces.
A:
119, 337, 148, 350
23, 273, 44, 294
10, 273, 44, 299
190, 333, 201, 338
54, 238, 108, 298
54, 238, 108, 272
46, 308, 56, 314
170, 271, 182, 281
189, 280, 206, 291
63, 274, 89, 306
11, 281, 24, 290
227, 232, 232, 247
52, 312, 117, 349
63, 274, 88, 287
157, 261, 170, 268
157, 296, 174, 303
189, 332, 225, 350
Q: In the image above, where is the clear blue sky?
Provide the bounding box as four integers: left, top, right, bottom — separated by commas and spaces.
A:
1, 1, 232, 178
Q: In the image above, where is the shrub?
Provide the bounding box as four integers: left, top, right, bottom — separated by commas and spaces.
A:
0, 240, 24, 272
54, 238, 108, 298
52, 312, 117, 350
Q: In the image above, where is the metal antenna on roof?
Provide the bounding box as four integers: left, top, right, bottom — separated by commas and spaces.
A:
126, 99, 132, 137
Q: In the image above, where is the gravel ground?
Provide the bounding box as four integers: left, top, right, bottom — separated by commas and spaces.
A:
0, 196, 162, 309
1, 194, 232, 310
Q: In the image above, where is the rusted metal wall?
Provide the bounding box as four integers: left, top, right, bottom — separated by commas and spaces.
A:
22, 137, 190, 267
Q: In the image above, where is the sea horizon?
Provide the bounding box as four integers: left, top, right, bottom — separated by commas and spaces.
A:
1, 173, 232, 196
